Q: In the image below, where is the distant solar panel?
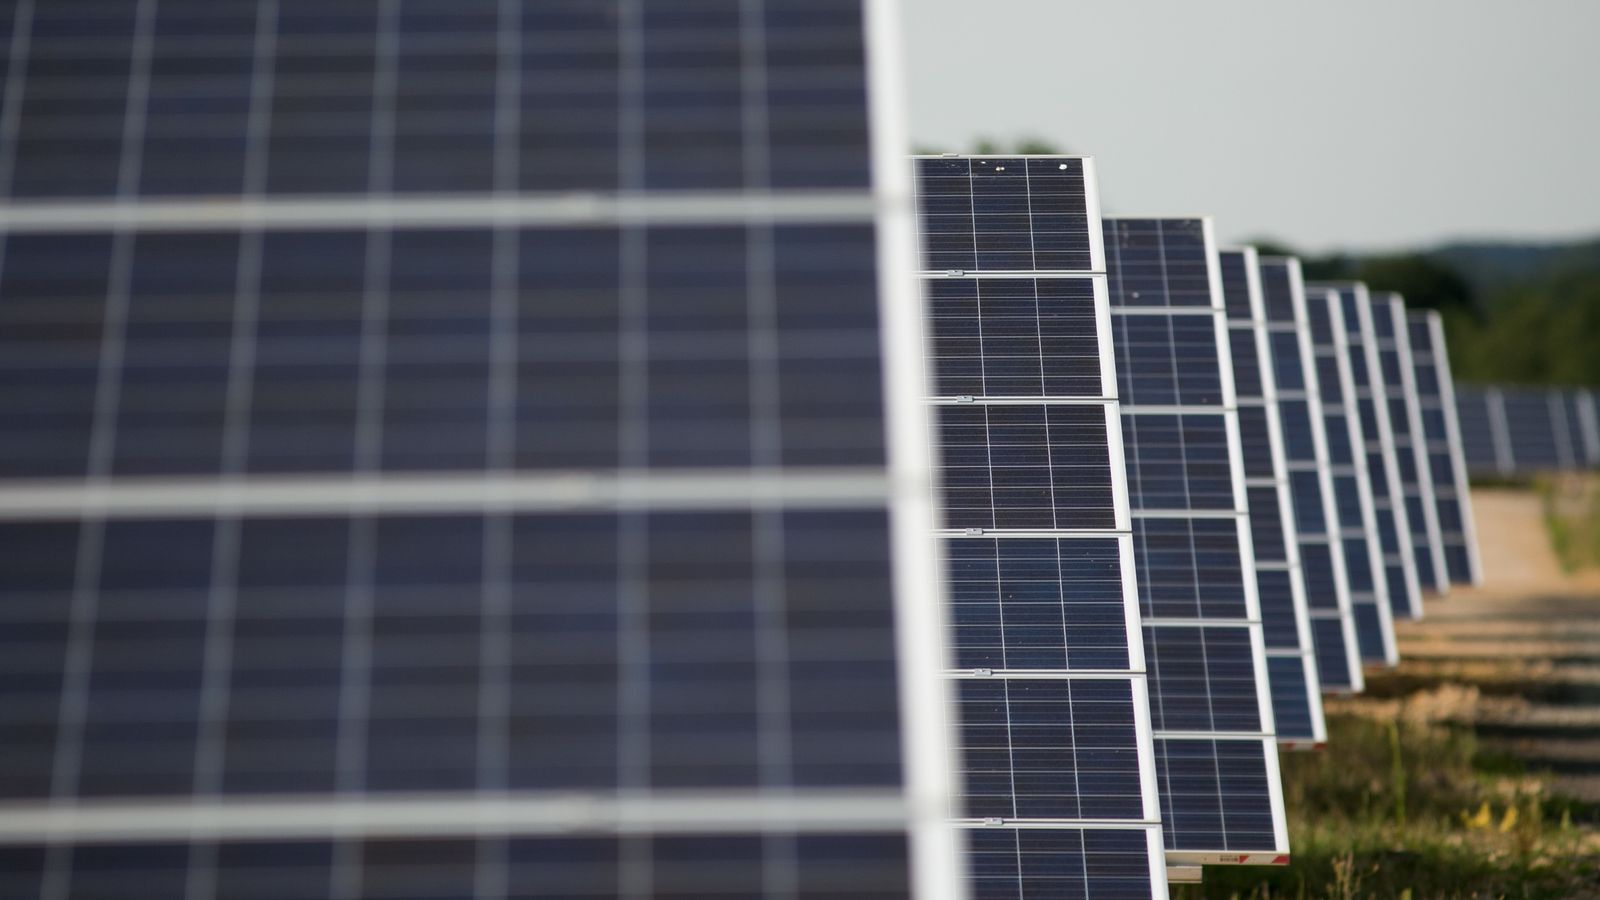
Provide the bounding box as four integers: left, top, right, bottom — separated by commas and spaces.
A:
1257, 259, 1363, 694
916, 155, 1168, 899
1502, 387, 1572, 472
1407, 311, 1483, 586
1559, 389, 1600, 468
1304, 287, 1398, 666
1453, 385, 1507, 478
1371, 292, 1448, 597
1217, 247, 1325, 746
1317, 284, 1422, 622
1105, 218, 1288, 865
0, 4, 969, 898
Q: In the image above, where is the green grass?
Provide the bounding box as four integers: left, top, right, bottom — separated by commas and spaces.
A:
1170, 712, 1600, 899
1540, 474, 1600, 573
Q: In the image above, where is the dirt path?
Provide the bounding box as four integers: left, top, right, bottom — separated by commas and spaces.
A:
1391, 488, 1600, 801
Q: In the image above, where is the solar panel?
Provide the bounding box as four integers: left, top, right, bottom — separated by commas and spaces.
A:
1217, 246, 1325, 747
915, 155, 1168, 900
1452, 385, 1506, 478
1315, 284, 1423, 622
0, 4, 969, 897
1559, 389, 1600, 468
1256, 258, 1363, 694
1303, 287, 1398, 666
1371, 292, 1449, 596
1502, 387, 1568, 472
1406, 311, 1484, 586
1104, 218, 1288, 865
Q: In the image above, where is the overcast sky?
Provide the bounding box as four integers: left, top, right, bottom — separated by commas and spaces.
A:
902, 0, 1600, 253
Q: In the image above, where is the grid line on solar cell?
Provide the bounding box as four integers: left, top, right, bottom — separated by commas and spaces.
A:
1317, 283, 1422, 623
1256, 258, 1362, 693
1407, 310, 1483, 585
1375, 293, 1449, 596
1103, 217, 1287, 859
0, 1, 881, 198
914, 156, 1165, 895
1217, 246, 1324, 746
0, 4, 970, 896
1304, 286, 1398, 666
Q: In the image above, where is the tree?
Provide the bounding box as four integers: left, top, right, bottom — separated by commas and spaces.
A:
1354, 254, 1479, 320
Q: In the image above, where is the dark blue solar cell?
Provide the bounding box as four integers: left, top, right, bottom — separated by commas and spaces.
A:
1112, 313, 1224, 405
1278, 400, 1317, 462
968, 828, 1154, 900
1142, 627, 1261, 733
1255, 570, 1299, 649
1247, 485, 1288, 563
1216, 249, 1256, 320
1257, 259, 1299, 323
958, 679, 1144, 820
938, 404, 1116, 531
1311, 617, 1357, 691
0, 232, 116, 478
927, 277, 1103, 399
915, 157, 1093, 272
1122, 413, 1236, 511
1299, 544, 1339, 611
1269, 332, 1305, 390
1104, 219, 1213, 308
946, 539, 1132, 671
1131, 518, 1248, 620
1267, 656, 1315, 741
1236, 406, 1276, 480
1155, 738, 1275, 852
1229, 328, 1263, 399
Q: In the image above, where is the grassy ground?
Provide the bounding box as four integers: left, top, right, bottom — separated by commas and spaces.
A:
1541, 474, 1600, 573
1172, 703, 1600, 899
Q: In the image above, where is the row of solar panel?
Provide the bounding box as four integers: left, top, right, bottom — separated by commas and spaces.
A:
911, 155, 1485, 894
1455, 385, 1600, 477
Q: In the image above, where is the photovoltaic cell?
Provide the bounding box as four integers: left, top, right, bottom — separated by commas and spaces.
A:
916, 156, 1165, 898
1105, 218, 1288, 864
1304, 286, 1398, 666
1406, 310, 1483, 585
0, 3, 966, 897
1374, 293, 1449, 596
1217, 246, 1324, 746
1318, 283, 1422, 623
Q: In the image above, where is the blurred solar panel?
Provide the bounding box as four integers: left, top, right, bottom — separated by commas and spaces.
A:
1406, 311, 1483, 586
0, 4, 968, 897
916, 155, 1168, 899
1502, 386, 1585, 474
1559, 389, 1600, 468
1370, 291, 1448, 599
1317, 284, 1422, 622
1304, 287, 1398, 666
1257, 259, 1363, 694
1105, 218, 1288, 864
1217, 247, 1324, 746
1453, 385, 1507, 478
